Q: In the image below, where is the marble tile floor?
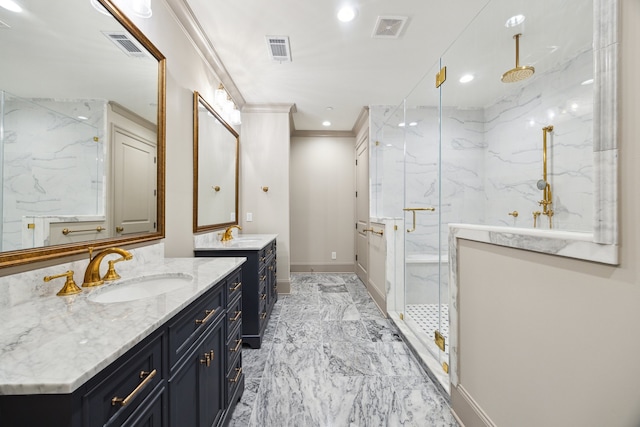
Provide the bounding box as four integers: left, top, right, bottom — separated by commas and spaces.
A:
228, 273, 458, 427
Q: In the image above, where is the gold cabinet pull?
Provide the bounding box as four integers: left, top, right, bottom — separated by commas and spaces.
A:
229, 281, 242, 292
260, 256, 266, 262
260, 294, 267, 300
230, 311, 242, 322
209, 350, 215, 360
363, 228, 384, 236
260, 312, 267, 320
231, 339, 242, 352
200, 354, 211, 367
229, 367, 243, 383
111, 369, 157, 406
195, 309, 216, 325
260, 275, 267, 281
403, 207, 435, 233
116, 226, 124, 233
508, 211, 519, 218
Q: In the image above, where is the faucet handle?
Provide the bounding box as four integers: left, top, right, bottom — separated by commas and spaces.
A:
103, 257, 129, 281
44, 270, 82, 297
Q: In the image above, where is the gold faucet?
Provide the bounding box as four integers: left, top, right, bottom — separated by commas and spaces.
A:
82, 247, 133, 287
221, 225, 242, 242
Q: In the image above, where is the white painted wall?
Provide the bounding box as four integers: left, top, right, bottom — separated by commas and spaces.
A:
240, 108, 292, 292
452, 1, 640, 425
290, 136, 355, 272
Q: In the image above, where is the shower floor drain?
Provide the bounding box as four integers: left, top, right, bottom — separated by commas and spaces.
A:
406, 304, 449, 353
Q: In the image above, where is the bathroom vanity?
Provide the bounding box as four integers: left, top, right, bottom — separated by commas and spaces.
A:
194, 234, 277, 348
0, 257, 245, 427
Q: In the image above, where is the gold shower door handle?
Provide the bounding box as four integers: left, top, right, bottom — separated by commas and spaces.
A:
403, 207, 436, 233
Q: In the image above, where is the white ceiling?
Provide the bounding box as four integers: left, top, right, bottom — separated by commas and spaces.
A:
182, 0, 492, 132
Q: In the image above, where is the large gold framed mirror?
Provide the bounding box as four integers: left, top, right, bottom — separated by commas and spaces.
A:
0, 0, 165, 268
193, 91, 239, 233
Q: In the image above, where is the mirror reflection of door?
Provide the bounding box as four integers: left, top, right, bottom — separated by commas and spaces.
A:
113, 128, 157, 235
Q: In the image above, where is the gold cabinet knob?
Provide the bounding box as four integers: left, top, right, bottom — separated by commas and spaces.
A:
508, 211, 519, 218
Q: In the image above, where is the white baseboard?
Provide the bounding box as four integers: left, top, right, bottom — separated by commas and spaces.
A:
451, 384, 496, 427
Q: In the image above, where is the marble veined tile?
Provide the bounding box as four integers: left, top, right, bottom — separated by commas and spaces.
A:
320, 303, 361, 321
321, 320, 370, 343
322, 342, 377, 376
370, 342, 425, 377
280, 304, 321, 322
280, 293, 320, 306
228, 377, 261, 427
318, 284, 348, 293
319, 292, 354, 305
337, 273, 361, 284
265, 343, 329, 378
357, 301, 387, 321
273, 319, 323, 345
290, 273, 345, 284
389, 376, 459, 426
242, 343, 273, 379
362, 319, 403, 342
262, 316, 278, 343
289, 282, 319, 294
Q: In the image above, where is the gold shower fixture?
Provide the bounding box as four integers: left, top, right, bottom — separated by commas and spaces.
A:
501, 33, 535, 83
535, 126, 554, 228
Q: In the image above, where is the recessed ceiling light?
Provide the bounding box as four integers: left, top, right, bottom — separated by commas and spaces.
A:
322, 121, 331, 127
581, 78, 594, 85
0, 0, 22, 12
77, 116, 88, 120
505, 14, 525, 28
337, 6, 357, 22
459, 74, 474, 83
409, 122, 418, 127
398, 122, 405, 127
326, 106, 334, 111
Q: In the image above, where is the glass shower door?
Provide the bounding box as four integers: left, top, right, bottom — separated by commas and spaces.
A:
402, 61, 446, 369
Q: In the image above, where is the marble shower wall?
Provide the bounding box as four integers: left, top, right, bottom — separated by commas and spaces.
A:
480, 48, 593, 232
369, 47, 594, 256
0, 95, 106, 251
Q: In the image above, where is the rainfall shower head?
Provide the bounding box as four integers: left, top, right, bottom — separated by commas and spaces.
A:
501, 34, 535, 83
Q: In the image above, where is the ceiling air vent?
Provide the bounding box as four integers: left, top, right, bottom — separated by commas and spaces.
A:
265, 36, 292, 62
102, 31, 148, 58
372, 16, 408, 39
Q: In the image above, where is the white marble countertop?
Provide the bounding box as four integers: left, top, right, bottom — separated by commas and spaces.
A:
0, 257, 246, 395
194, 233, 278, 251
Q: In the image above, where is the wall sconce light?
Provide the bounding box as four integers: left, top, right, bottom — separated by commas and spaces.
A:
214, 84, 242, 125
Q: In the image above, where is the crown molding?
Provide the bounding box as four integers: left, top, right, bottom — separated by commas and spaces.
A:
351, 107, 370, 135
242, 103, 296, 114
164, 0, 245, 108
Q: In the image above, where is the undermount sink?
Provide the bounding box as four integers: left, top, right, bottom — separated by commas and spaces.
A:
88, 273, 194, 303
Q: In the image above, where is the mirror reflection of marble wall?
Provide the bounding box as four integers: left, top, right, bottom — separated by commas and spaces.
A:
1, 94, 106, 251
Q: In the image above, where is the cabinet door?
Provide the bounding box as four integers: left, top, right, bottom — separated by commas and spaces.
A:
169, 320, 225, 427
200, 320, 225, 427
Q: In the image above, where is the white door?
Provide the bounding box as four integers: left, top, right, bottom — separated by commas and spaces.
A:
113, 128, 157, 236
355, 132, 369, 283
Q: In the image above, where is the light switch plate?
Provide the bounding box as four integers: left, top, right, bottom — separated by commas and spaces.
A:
246, 212, 253, 222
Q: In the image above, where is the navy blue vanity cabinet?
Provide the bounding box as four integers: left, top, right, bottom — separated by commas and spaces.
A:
195, 238, 277, 349
0, 266, 244, 427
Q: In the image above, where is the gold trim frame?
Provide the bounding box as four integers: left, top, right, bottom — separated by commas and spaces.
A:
192, 91, 240, 233
0, 0, 166, 269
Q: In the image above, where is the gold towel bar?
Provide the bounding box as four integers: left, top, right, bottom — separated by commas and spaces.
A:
62, 226, 105, 235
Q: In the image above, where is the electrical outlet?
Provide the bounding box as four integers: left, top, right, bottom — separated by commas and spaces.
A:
246, 212, 253, 222
331, 252, 337, 260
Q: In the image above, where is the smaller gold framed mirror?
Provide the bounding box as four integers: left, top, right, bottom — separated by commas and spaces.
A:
193, 91, 239, 233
